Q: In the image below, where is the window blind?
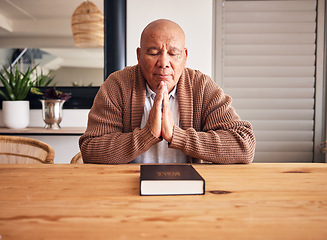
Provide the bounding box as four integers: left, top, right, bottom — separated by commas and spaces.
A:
221, 0, 317, 162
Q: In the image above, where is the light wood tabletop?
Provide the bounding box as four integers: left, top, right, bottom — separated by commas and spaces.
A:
0, 163, 326, 240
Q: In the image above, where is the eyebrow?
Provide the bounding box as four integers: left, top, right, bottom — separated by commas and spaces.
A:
146, 46, 182, 53
170, 47, 182, 52
146, 47, 160, 52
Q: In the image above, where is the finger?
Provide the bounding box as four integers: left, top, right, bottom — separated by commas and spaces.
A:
148, 104, 162, 138
147, 82, 164, 138
154, 82, 165, 106
161, 86, 174, 143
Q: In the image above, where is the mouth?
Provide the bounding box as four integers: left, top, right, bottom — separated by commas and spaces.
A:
154, 74, 172, 80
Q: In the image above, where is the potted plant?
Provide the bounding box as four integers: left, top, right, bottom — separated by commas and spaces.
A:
31, 87, 71, 129
0, 64, 36, 129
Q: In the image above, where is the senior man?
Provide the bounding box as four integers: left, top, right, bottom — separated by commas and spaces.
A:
79, 19, 256, 164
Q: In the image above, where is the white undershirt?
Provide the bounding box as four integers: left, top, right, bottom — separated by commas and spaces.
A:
132, 84, 187, 163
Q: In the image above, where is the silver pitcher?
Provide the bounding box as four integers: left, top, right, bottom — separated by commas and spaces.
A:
40, 99, 66, 129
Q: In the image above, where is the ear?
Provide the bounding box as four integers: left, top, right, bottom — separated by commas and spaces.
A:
183, 48, 188, 68
184, 48, 188, 60
136, 47, 141, 63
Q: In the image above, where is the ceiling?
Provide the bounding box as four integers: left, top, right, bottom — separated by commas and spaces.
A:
0, 0, 104, 69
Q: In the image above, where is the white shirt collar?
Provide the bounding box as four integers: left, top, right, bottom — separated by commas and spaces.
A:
145, 83, 177, 99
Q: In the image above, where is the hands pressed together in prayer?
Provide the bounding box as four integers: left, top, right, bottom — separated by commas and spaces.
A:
147, 81, 175, 143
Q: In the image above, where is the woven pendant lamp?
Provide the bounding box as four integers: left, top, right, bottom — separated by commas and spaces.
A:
71, 1, 104, 48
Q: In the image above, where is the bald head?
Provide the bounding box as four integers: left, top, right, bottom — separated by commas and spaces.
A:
140, 19, 185, 48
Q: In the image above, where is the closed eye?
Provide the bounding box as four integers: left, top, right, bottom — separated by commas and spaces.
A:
146, 47, 160, 56
168, 49, 182, 57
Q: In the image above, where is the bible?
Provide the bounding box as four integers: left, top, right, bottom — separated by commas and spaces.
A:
140, 164, 205, 196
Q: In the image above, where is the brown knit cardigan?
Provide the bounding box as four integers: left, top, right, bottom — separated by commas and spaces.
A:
79, 65, 256, 164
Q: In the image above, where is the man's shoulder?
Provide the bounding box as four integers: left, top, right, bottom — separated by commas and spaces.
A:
110, 65, 139, 80
184, 67, 201, 75
183, 67, 213, 85
103, 65, 140, 87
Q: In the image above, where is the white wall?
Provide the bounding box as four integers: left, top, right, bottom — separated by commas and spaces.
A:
127, 0, 213, 77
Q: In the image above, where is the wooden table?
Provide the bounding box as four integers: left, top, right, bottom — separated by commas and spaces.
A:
0, 163, 326, 240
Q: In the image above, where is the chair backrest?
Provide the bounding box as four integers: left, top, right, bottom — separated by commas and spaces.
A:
0, 135, 54, 164
70, 152, 84, 164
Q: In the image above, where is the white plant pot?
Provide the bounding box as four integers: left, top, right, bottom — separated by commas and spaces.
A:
2, 100, 30, 129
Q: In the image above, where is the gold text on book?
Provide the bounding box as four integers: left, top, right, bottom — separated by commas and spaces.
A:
156, 171, 181, 177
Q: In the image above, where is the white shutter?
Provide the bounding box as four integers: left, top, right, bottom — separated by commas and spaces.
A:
221, 0, 317, 162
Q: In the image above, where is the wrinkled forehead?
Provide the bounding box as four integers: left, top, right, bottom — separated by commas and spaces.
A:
143, 31, 184, 50
140, 22, 185, 48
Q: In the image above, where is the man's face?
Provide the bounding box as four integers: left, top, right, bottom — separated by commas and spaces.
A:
137, 24, 188, 93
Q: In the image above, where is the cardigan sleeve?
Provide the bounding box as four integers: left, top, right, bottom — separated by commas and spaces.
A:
79, 72, 161, 164
169, 75, 256, 164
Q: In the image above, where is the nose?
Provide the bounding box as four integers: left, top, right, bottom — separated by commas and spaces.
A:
157, 53, 170, 68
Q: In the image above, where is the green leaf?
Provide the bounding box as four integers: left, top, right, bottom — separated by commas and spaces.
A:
0, 67, 15, 100
33, 69, 55, 87
30, 87, 43, 95
0, 89, 9, 100
0, 64, 37, 100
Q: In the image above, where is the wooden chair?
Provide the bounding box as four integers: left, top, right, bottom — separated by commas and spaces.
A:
0, 135, 54, 164
70, 152, 84, 164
